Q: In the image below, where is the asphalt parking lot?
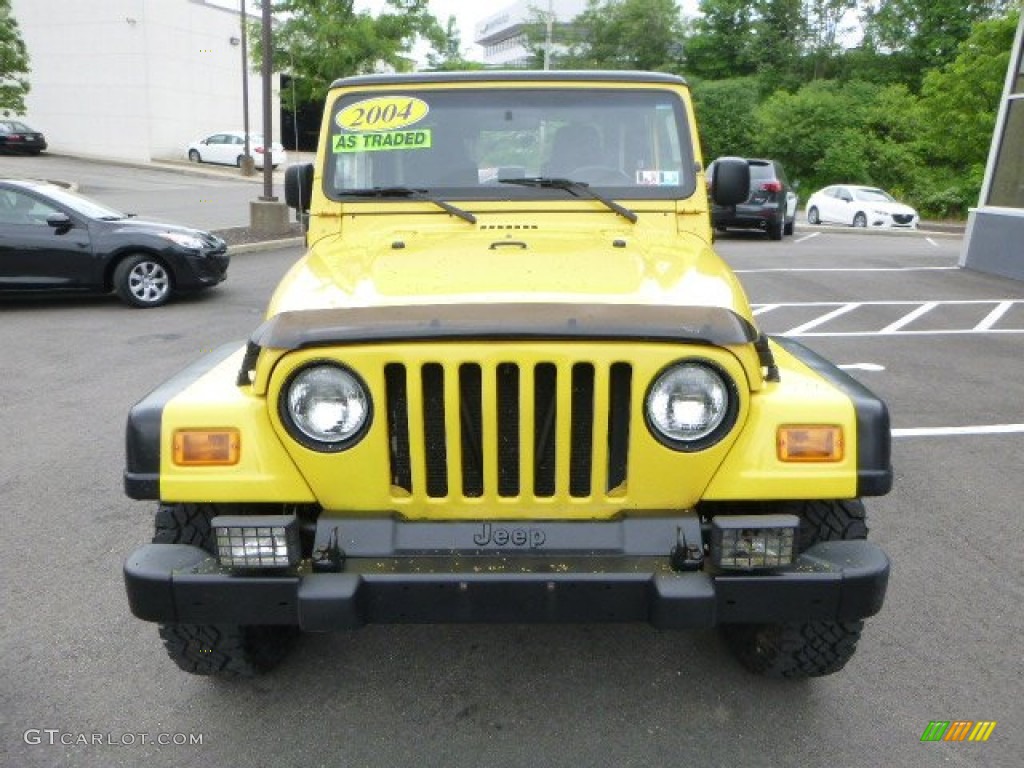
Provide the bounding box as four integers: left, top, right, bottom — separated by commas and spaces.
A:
2, 228, 1021, 767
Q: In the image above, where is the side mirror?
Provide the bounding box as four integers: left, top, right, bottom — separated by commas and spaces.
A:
710, 157, 750, 206
285, 163, 314, 212
46, 212, 72, 229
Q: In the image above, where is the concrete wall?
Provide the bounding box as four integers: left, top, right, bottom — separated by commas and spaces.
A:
13, 0, 280, 162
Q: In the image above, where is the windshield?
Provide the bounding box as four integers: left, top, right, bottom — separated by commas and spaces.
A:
853, 188, 895, 203
324, 88, 696, 200
39, 185, 128, 220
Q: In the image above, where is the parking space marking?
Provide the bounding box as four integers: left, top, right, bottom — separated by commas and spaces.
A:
974, 301, 1014, 331
879, 302, 938, 333
755, 300, 1024, 337
783, 303, 861, 334
838, 363, 886, 371
735, 266, 958, 274
893, 424, 1024, 437
793, 232, 820, 244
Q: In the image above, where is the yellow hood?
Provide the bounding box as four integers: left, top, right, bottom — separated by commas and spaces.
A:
267, 225, 753, 321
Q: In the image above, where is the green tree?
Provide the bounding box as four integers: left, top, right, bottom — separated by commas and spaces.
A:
862, 0, 1012, 89
423, 15, 484, 71
556, 0, 687, 71
753, 79, 925, 193
804, 0, 858, 80
915, 10, 1019, 215
691, 77, 761, 161
259, 0, 441, 109
684, 0, 758, 80
0, 0, 31, 116
752, 0, 806, 91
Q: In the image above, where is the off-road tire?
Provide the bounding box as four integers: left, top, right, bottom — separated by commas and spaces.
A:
152, 503, 297, 678
768, 216, 784, 241
157, 623, 296, 679
721, 499, 870, 679
723, 620, 865, 679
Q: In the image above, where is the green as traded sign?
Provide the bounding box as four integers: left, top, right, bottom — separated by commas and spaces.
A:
333, 130, 432, 153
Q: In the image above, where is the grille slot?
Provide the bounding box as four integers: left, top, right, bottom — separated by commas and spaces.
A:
496, 363, 520, 496
421, 363, 448, 497
385, 361, 631, 501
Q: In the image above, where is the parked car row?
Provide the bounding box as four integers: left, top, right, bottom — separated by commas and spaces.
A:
0, 119, 47, 155
0, 180, 228, 308
708, 156, 920, 238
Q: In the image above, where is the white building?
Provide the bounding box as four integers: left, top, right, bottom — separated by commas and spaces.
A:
474, 0, 588, 69
12, 0, 280, 162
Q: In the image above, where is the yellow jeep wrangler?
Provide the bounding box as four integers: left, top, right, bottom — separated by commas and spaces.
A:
123, 71, 892, 679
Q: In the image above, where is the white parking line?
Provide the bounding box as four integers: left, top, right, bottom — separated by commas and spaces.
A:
784, 303, 861, 335
793, 232, 820, 244
735, 266, 958, 274
752, 304, 779, 316
879, 302, 938, 334
974, 301, 1014, 331
893, 424, 1024, 437
926, 238, 940, 248
837, 363, 886, 371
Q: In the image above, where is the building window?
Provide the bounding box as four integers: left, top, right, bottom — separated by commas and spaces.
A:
986, 36, 1024, 208
986, 97, 1024, 208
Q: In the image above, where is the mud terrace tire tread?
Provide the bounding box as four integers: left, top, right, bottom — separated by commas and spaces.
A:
723, 620, 865, 679
151, 503, 296, 678
793, 498, 869, 551
153, 502, 218, 553
157, 623, 296, 679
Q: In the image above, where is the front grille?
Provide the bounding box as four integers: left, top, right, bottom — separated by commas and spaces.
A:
384, 361, 632, 500
892, 214, 913, 225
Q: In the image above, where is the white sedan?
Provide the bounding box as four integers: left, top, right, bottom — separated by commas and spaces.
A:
186, 131, 286, 170
805, 185, 919, 229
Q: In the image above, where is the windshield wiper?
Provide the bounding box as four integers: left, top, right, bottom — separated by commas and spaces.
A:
498, 177, 637, 223
337, 186, 476, 224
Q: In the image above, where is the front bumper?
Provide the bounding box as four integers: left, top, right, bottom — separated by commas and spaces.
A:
712, 203, 783, 231
125, 538, 889, 631
178, 250, 230, 288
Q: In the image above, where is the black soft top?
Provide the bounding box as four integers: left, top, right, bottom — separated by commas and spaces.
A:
330, 70, 687, 90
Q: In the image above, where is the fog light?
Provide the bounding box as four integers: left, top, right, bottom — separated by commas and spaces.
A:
211, 515, 299, 568
711, 514, 798, 570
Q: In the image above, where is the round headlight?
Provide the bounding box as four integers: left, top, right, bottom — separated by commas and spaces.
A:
281, 363, 370, 451
646, 361, 736, 450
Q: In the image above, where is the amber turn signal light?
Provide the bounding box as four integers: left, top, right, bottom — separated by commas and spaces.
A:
172, 429, 240, 466
777, 426, 843, 462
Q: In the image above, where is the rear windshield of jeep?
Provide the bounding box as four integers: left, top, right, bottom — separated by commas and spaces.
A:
324, 88, 697, 200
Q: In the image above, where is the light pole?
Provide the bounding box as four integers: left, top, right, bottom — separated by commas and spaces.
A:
248, 0, 289, 235
239, 0, 254, 176
260, 0, 275, 201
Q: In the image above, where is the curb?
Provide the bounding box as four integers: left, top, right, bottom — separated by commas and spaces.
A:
799, 223, 964, 239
